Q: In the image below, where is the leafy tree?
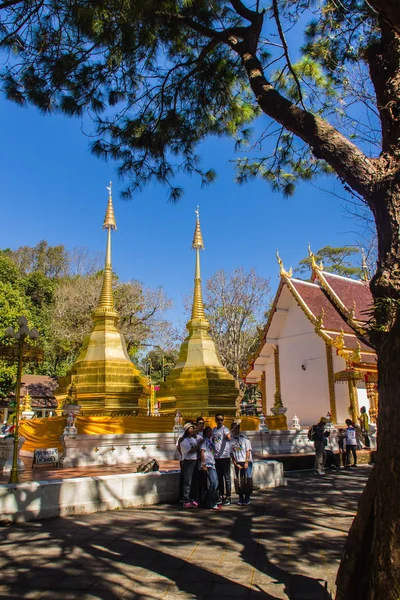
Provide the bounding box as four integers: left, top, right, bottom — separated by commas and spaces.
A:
204, 268, 271, 379
2, 2, 400, 596
4, 241, 69, 278
0, 281, 33, 395
295, 245, 364, 278
140, 348, 179, 385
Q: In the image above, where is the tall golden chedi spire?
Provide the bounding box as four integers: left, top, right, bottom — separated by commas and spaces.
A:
56, 183, 149, 414
158, 208, 239, 416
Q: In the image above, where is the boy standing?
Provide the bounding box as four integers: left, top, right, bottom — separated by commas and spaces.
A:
212, 413, 232, 505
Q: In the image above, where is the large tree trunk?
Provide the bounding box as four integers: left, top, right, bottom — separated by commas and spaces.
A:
336, 183, 400, 598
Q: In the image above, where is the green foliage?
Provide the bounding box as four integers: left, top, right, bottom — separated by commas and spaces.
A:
140, 348, 179, 385
0, 0, 383, 201
295, 245, 364, 278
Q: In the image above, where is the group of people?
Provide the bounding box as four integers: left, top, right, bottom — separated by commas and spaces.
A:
313, 409, 371, 475
176, 413, 253, 510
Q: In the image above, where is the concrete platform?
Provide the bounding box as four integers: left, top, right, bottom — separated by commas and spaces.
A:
0, 460, 285, 523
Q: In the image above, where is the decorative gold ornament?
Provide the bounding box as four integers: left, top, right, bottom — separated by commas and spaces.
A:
308, 244, 324, 271
93, 447, 99, 453
276, 251, 292, 278
332, 329, 345, 352
126, 446, 131, 451
314, 308, 324, 330
142, 445, 147, 450
351, 341, 362, 364
110, 446, 115, 452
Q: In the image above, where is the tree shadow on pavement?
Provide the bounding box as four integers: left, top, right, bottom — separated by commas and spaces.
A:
0, 466, 371, 600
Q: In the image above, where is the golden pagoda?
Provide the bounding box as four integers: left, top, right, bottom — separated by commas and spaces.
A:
56, 183, 149, 415
158, 208, 239, 416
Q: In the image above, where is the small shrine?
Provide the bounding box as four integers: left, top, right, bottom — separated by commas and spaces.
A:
55, 184, 149, 415
157, 208, 239, 416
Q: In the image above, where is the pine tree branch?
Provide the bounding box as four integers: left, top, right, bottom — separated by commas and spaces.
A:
237, 49, 378, 198
229, 0, 259, 23
272, 0, 306, 111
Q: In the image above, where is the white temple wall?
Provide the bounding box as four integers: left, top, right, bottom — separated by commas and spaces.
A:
278, 302, 331, 426
356, 384, 370, 415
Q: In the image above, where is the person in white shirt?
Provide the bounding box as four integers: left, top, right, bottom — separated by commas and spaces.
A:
231, 421, 253, 505
180, 423, 201, 508
212, 413, 232, 505
200, 426, 221, 510
176, 421, 194, 504
344, 419, 358, 467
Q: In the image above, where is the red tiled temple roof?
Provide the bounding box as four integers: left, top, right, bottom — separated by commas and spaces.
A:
290, 280, 353, 333
316, 272, 373, 322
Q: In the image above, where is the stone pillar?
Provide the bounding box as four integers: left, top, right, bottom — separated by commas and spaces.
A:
41, 409, 46, 418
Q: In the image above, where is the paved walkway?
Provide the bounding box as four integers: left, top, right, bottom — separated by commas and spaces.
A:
0, 466, 371, 600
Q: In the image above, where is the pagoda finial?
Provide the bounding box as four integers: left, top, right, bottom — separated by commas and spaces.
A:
276, 251, 292, 278
361, 248, 369, 281
96, 184, 117, 312
190, 207, 208, 324
192, 205, 205, 250
103, 182, 117, 230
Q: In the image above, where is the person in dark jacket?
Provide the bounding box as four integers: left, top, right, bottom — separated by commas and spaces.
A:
314, 417, 328, 475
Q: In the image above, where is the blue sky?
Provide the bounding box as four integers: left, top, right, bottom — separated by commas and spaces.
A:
1, 97, 366, 328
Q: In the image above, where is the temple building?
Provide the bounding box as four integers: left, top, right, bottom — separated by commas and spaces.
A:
157, 209, 239, 416
244, 249, 378, 426
56, 184, 149, 415
0, 375, 58, 421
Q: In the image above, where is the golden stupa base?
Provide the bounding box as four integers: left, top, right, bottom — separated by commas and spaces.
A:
158, 366, 239, 417
56, 359, 149, 416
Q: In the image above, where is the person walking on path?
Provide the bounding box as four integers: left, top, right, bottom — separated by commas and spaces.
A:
358, 406, 371, 449
312, 417, 328, 475
200, 426, 221, 510
231, 420, 253, 505
345, 419, 358, 467
212, 413, 232, 505
180, 423, 201, 508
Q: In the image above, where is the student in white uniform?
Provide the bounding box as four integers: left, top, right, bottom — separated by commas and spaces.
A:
212, 413, 232, 505
200, 426, 221, 510
231, 420, 253, 506
180, 423, 201, 508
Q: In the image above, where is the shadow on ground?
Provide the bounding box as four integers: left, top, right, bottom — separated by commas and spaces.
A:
0, 466, 371, 600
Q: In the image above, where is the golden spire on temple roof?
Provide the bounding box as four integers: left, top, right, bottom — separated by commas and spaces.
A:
308, 244, 323, 271
361, 248, 369, 281
276, 251, 292, 278
96, 183, 117, 312
190, 207, 208, 324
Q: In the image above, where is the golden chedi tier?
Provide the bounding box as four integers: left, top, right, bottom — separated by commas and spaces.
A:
56, 183, 149, 415
158, 208, 239, 417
